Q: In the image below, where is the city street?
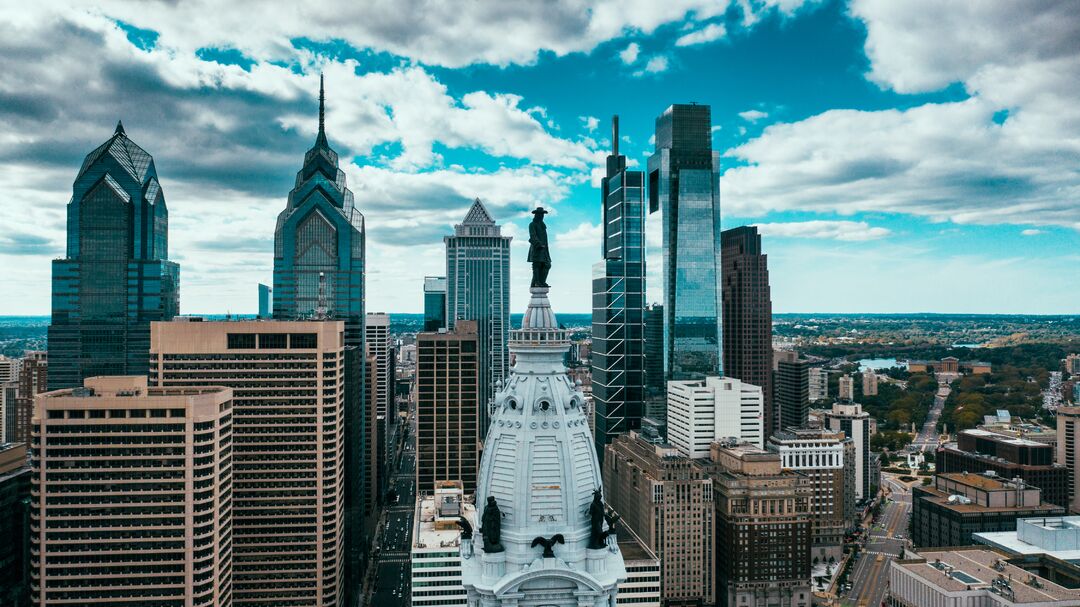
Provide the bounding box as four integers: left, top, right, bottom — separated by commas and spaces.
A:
911, 382, 950, 452
370, 421, 417, 607
843, 475, 911, 607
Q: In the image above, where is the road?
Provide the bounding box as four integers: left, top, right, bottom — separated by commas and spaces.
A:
911, 383, 950, 452
843, 475, 911, 607
370, 418, 417, 607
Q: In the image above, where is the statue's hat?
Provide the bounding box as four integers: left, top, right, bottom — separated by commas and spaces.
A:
531, 206, 548, 216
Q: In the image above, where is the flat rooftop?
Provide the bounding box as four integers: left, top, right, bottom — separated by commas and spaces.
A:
615, 525, 657, 563
413, 493, 476, 552
963, 428, 1048, 448
897, 548, 1080, 603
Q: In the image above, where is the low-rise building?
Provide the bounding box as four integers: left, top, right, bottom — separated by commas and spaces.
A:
615, 525, 662, 607
937, 429, 1069, 509
912, 472, 1065, 548
907, 357, 991, 375
975, 516, 1080, 563
888, 547, 1080, 606
410, 481, 472, 607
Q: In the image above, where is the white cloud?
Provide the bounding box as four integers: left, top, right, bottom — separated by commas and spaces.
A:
753, 220, 891, 241
738, 109, 768, 121
1021, 229, 1044, 236
634, 55, 669, 77
676, 23, 727, 46
580, 116, 600, 132
554, 222, 603, 248
619, 42, 640, 64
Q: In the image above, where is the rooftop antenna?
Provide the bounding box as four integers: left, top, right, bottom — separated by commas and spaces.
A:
612, 115, 619, 157
319, 73, 326, 134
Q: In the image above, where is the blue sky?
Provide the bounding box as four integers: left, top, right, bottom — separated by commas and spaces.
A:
1, 0, 1077, 315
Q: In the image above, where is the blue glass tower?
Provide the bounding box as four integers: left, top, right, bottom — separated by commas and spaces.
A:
423, 276, 447, 331
48, 121, 179, 390
647, 103, 722, 380
271, 76, 368, 598
592, 116, 646, 459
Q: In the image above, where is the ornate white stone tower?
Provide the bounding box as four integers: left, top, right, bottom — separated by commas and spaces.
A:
461, 285, 625, 606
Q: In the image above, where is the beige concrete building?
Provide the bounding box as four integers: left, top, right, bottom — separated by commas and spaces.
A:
31, 376, 233, 607
604, 431, 715, 606
150, 320, 346, 607
707, 442, 812, 607
366, 313, 393, 419
862, 368, 878, 396
838, 374, 854, 400
416, 321, 479, 495
1058, 407, 1080, 514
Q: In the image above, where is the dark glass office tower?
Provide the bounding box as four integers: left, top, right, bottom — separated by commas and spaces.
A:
445, 198, 511, 432
592, 116, 647, 460
47, 122, 179, 390
271, 76, 368, 601
777, 358, 810, 431
721, 226, 774, 435
423, 276, 447, 331
647, 104, 722, 381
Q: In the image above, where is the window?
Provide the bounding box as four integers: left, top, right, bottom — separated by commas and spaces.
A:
258, 333, 287, 349
290, 333, 317, 349
227, 334, 256, 349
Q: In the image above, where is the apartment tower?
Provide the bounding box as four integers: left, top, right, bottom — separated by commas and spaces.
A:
150, 320, 346, 606
666, 375, 765, 457
31, 376, 232, 607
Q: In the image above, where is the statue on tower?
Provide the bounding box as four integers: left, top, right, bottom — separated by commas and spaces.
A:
480, 496, 504, 553
587, 489, 619, 549
528, 207, 551, 288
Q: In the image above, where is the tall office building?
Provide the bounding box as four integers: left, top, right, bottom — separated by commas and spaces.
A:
708, 443, 812, 607
808, 366, 828, 402
1057, 407, 1080, 513
31, 376, 233, 607
0, 383, 16, 443
721, 226, 774, 435
271, 78, 366, 602
0, 356, 18, 383
416, 321, 479, 495
258, 283, 272, 318
777, 357, 810, 431
150, 320, 346, 606
14, 351, 47, 445
48, 122, 180, 390
823, 401, 873, 501
592, 116, 647, 459
605, 431, 715, 606
667, 376, 765, 457
445, 198, 511, 430
423, 276, 447, 331
0, 443, 31, 606
366, 313, 393, 419
768, 428, 854, 564
647, 104, 722, 381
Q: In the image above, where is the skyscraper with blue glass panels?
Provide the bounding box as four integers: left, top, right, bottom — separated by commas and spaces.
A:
647, 103, 722, 381
592, 116, 646, 460
47, 121, 179, 390
271, 76, 368, 600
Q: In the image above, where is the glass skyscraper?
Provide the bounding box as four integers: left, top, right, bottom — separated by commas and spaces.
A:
647, 104, 722, 381
48, 121, 179, 390
592, 116, 646, 459
423, 275, 447, 331
271, 76, 368, 600
445, 198, 510, 432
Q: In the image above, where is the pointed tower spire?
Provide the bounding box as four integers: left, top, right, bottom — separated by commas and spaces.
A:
114, 120, 126, 136
315, 73, 328, 148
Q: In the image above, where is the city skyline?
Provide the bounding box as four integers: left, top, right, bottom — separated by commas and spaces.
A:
2, 2, 1079, 316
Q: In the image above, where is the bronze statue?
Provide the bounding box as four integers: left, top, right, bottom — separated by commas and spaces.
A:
480, 496, 504, 553
528, 207, 551, 288
586, 489, 620, 549
457, 516, 473, 540
530, 533, 565, 558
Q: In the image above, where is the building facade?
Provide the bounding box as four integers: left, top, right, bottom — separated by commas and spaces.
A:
592, 116, 647, 461
1058, 407, 1080, 514
411, 481, 472, 607
0, 443, 31, 606
938, 428, 1069, 509
31, 376, 232, 607
667, 376, 764, 458
823, 401, 873, 501
647, 103, 722, 382
445, 198, 511, 430
720, 226, 774, 437
777, 357, 810, 432
708, 442, 812, 607
366, 313, 393, 420
416, 321, 479, 495
48, 122, 180, 390
838, 375, 854, 400
605, 431, 714, 605
615, 526, 662, 607
808, 367, 828, 403
461, 284, 625, 606
258, 283, 271, 318
423, 276, 447, 331
13, 352, 46, 446
862, 369, 878, 396
150, 320, 346, 606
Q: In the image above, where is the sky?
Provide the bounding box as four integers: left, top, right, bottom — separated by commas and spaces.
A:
1, 0, 1078, 315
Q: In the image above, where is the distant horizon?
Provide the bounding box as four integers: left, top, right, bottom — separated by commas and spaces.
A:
4, 311, 1080, 319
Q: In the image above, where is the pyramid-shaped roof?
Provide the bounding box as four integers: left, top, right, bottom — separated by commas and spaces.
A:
77, 122, 155, 185
461, 198, 495, 225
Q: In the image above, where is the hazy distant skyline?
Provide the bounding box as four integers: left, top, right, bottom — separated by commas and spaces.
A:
1, 1, 1078, 315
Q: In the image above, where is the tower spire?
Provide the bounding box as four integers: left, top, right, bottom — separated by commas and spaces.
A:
314, 73, 328, 148
612, 115, 619, 157
115, 120, 126, 136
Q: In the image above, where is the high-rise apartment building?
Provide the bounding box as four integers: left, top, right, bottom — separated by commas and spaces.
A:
644, 304, 666, 416
838, 374, 854, 400
648, 103, 722, 381
258, 283, 272, 318
862, 369, 878, 396
708, 442, 812, 607
808, 366, 828, 402
364, 353, 379, 533
667, 376, 764, 457
445, 198, 511, 430
0, 442, 31, 606
366, 313, 393, 419
1057, 407, 1080, 513
776, 357, 810, 431
0, 356, 18, 383
416, 321, 479, 495
423, 276, 447, 331
31, 376, 233, 607
150, 320, 346, 606
410, 481, 472, 607
592, 116, 647, 459
721, 226, 773, 435
768, 428, 854, 563
14, 351, 47, 445
823, 401, 873, 500
605, 431, 715, 605
1, 383, 17, 443
48, 122, 180, 390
